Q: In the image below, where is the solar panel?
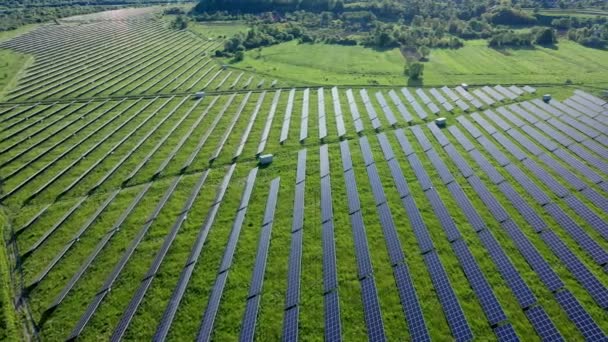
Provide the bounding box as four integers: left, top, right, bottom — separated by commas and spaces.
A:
282, 306, 299, 342
429, 88, 448, 103
525, 306, 563, 341
385, 159, 409, 199
388, 90, 413, 123
537, 153, 586, 191
574, 89, 607, 107
444, 144, 475, 178
533, 121, 573, 147
401, 88, 416, 103
501, 220, 563, 292
547, 118, 585, 142
408, 153, 433, 191
498, 182, 547, 233
503, 164, 551, 206
322, 220, 338, 293
468, 176, 509, 223
452, 239, 506, 326
521, 125, 558, 152
446, 182, 484, 232
554, 290, 606, 341
508, 85, 524, 96
568, 143, 608, 171
344, 170, 361, 215
425, 188, 461, 242
285, 229, 303, 308
496, 107, 525, 128
580, 187, 608, 214
280, 89, 296, 143
401, 196, 435, 254
522, 85, 536, 93
477, 136, 511, 167
471, 112, 497, 135
427, 122, 450, 147
531, 99, 563, 118
296, 149, 307, 184
359, 136, 375, 166
580, 139, 608, 159
425, 149, 455, 185
240, 292, 261, 342
395, 128, 415, 156
456, 115, 483, 139
571, 94, 604, 113
360, 277, 387, 342
442, 100, 454, 112
349, 211, 373, 278
367, 164, 387, 206
448, 125, 476, 152
455, 100, 470, 112
321, 177, 333, 223
324, 291, 342, 341
376, 92, 397, 126
332, 87, 346, 137
468, 149, 505, 185
318, 88, 327, 139
293, 182, 305, 232
377, 202, 406, 265
521, 158, 569, 198
509, 104, 538, 125
416, 88, 432, 104
495, 85, 517, 100
543, 203, 608, 267
411, 125, 433, 152
494, 324, 518, 341
412, 100, 429, 120
300, 88, 309, 141
455, 86, 474, 101
392, 263, 431, 341
377, 133, 395, 161
473, 88, 495, 106
423, 252, 473, 342
476, 229, 537, 309
427, 102, 441, 115
442, 86, 460, 102
505, 129, 543, 156
482, 86, 505, 102
492, 132, 527, 161
553, 149, 602, 184
320, 144, 330, 178
521, 101, 551, 121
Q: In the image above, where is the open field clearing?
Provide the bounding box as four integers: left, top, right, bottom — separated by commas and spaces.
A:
1, 7, 608, 342
233, 41, 407, 86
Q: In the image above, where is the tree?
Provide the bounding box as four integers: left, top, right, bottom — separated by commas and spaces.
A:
418, 46, 430, 61
405, 62, 424, 80
535, 27, 556, 45
234, 50, 245, 62
170, 15, 188, 30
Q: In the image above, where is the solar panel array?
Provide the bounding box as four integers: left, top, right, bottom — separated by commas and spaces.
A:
360, 89, 381, 130
346, 89, 365, 133
280, 89, 296, 144
319, 143, 342, 340
332, 87, 347, 137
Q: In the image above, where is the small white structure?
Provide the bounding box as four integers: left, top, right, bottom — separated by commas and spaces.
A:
461, 83, 469, 91
543, 94, 552, 103
195, 92, 205, 99
259, 154, 273, 166
435, 117, 447, 128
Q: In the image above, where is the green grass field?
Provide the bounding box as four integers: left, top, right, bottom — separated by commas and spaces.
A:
227, 38, 608, 89
231, 40, 407, 85
188, 20, 250, 39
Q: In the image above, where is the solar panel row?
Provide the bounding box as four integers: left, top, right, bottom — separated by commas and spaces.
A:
402, 88, 429, 120
154, 166, 237, 341
257, 90, 282, 155
375, 91, 397, 126
360, 89, 382, 129
235, 92, 266, 159
388, 89, 413, 123
319, 143, 342, 340
319, 88, 328, 139
346, 89, 365, 133
332, 87, 347, 137
300, 88, 309, 141
280, 89, 296, 143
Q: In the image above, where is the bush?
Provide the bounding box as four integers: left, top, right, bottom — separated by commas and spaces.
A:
405, 62, 424, 80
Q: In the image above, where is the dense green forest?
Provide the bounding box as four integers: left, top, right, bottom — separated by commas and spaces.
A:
189, 0, 608, 57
